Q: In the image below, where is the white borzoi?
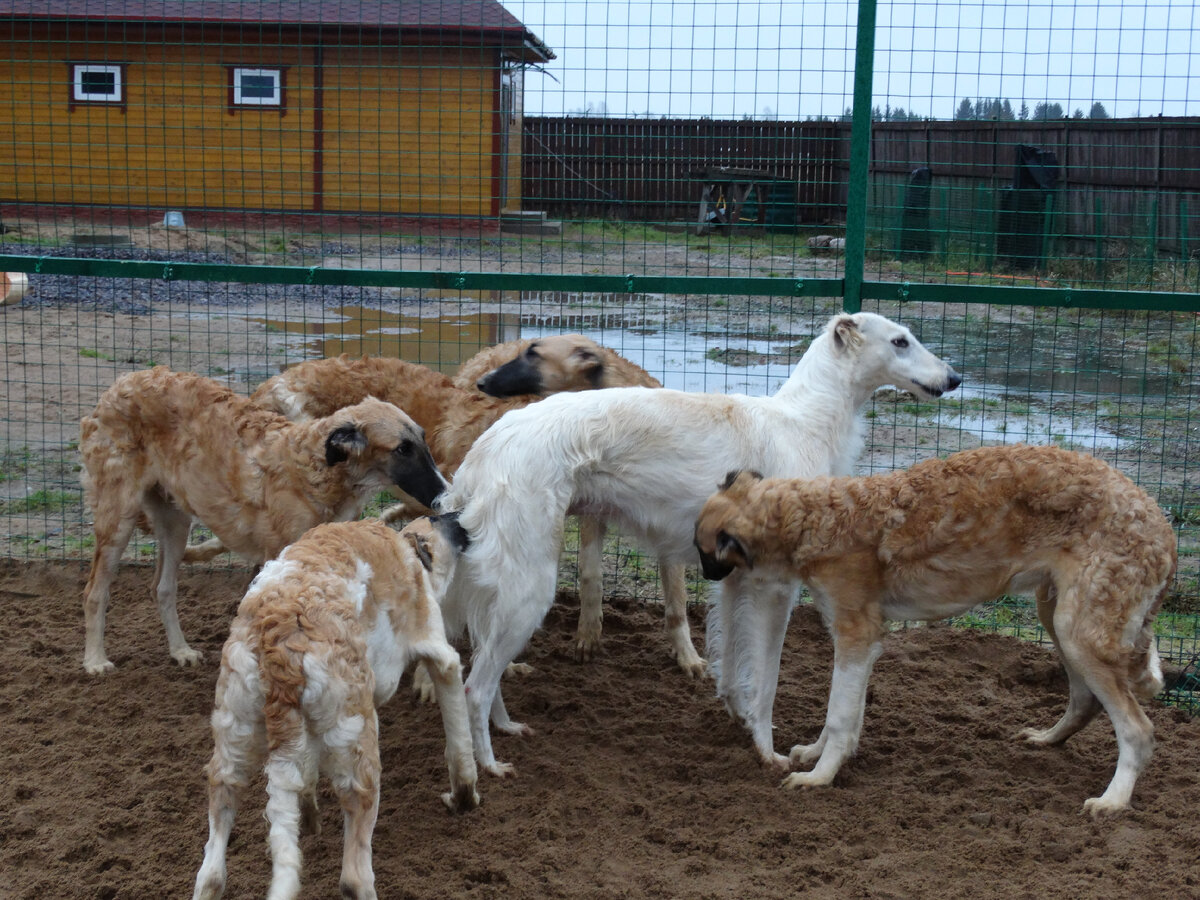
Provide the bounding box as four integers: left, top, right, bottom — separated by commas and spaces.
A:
439, 312, 961, 776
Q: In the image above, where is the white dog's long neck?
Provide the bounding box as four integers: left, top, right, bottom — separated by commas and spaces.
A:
769, 333, 870, 473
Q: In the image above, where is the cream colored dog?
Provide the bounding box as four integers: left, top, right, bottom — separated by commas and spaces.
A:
192, 515, 478, 900
439, 312, 961, 777
79, 367, 447, 674
694, 444, 1176, 816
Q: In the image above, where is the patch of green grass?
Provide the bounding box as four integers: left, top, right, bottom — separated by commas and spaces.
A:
0, 489, 82, 515
79, 348, 116, 361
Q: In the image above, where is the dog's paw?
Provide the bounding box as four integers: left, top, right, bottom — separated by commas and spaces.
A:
410, 664, 437, 704
84, 656, 116, 675
673, 648, 709, 680
495, 720, 533, 738
485, 761, 518, 779
789, 741, 824, 767
759, 750, 791, 775
442, 784, 482, 813
506, 662, 535, 678
574, 635, 601, 662
172, 646, 203, 667
1016, 725, 1055, 745
1082, 796, 1129, 818
781, 770, 834, 790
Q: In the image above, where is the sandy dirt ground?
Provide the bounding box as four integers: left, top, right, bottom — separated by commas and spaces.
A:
2, 560, 1198, 900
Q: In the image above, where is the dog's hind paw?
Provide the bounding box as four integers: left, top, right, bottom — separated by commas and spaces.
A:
758, 750, 791, 775
789, 741, 825, 767
1016, 725, 1056, 745
485, 761, 517, 779
172, 646, 203, 667
410, 663, 437, 704
495, 720, 533, 737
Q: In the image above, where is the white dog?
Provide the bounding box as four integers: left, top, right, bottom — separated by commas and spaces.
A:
192, 515, 479, 900
438, 312, 961, 775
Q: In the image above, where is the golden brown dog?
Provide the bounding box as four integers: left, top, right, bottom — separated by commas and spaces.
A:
694, 444, 1176, 815
192, 515, 479, 900
246, 337, 704, 679
458, 333, 659, 396
79, 367, 447, 674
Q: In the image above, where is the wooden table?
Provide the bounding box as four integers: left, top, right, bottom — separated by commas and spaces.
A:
690, 166, 787, 235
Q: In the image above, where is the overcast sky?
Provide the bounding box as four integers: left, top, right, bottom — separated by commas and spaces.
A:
505, 1, 1198, 119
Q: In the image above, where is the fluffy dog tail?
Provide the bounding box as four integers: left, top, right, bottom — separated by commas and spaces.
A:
256, 595, 322, 898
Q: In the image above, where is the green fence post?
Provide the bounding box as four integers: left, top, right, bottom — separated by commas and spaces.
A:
842, 0, 879, 313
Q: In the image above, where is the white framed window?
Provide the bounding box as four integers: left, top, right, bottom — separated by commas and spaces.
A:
231, 67, 283, 107
72, 64, 123, 104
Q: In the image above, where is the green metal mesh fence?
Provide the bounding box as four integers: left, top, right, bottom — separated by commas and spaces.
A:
0, 0, 1197, 707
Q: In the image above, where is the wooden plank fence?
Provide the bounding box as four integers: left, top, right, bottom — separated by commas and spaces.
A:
523, 116, 1200, 254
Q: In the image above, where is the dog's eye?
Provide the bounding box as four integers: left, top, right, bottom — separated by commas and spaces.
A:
394, 439, 413, 455
891, 337, 909, 348
525, 346, 540, 360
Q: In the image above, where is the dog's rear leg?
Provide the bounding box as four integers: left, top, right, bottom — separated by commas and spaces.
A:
574, 515, 605, 660
785, 589, 885, 788
327, 712, 381, 900
82, 498, 140, 674
263, 745, 309, 900
661, 560, 706, 678
425, 653, 482, 812
1043, 583, 1154, 816
145, 493, 203, 666
194, 651, 265, 900
1018, 584, 1101, 746
465, 640, 532, 778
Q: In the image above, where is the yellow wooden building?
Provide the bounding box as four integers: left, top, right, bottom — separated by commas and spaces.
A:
0, 0, 552, 218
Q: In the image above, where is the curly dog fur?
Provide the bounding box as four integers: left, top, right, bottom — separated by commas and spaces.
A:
192, 516, 478, 900
694, 444, 1176, 815
79, 367, 447, 674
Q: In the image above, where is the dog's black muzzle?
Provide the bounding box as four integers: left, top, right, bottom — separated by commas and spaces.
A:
476, 357, 542, 398
391, 443, 448, 510
695, 544, 735, 581
432, 510, 470, 553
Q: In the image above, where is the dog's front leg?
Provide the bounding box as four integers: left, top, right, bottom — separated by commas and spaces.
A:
741, 579, 798, 773
661, 560, 706, 678
784, 587, 884, 788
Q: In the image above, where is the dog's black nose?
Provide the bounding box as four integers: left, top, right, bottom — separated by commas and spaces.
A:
946, 369, 962, 392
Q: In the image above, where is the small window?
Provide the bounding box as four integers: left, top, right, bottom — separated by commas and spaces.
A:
72, 64, 123, 104
231, 67, 284, 108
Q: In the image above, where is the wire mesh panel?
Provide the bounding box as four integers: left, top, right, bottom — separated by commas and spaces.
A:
0, 0, 1197, 705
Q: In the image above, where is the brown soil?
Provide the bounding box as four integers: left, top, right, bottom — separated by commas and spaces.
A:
2, 561, 1198, 900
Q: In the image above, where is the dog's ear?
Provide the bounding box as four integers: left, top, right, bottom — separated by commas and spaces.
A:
831, 315, 862, 351
325, 424, 368, 466
720, 469, 763, 491
715, 530, 754, 570
405, 531, 435, 571
571, 346, 604, 385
